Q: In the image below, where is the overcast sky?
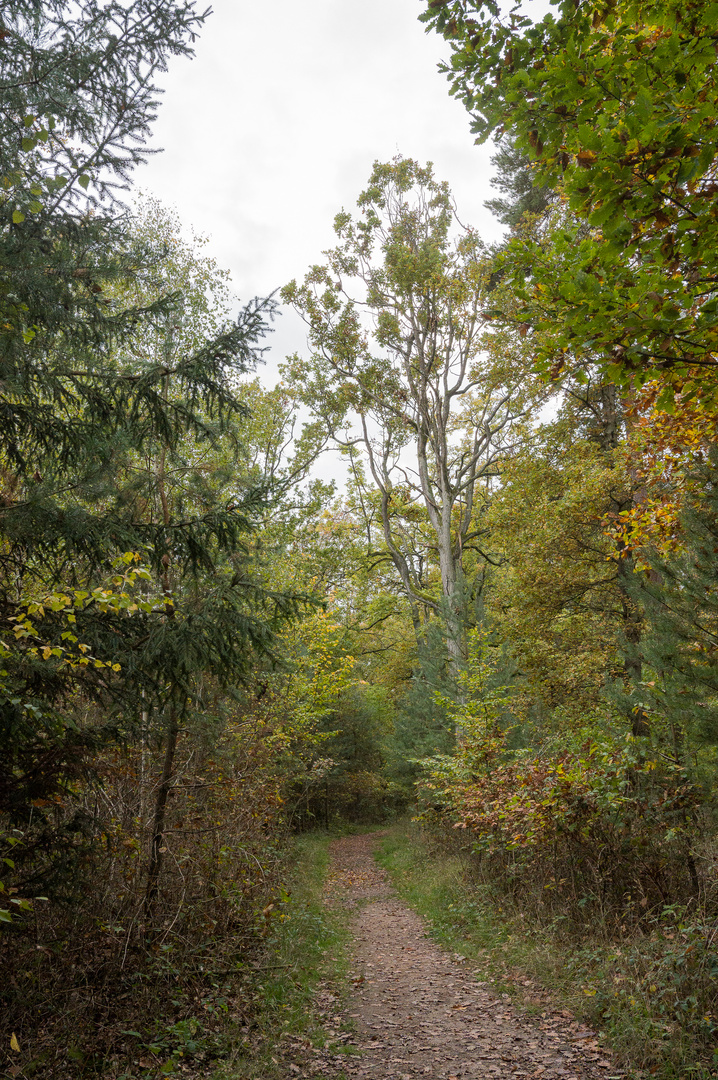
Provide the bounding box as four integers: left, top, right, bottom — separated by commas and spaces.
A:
140, 0, 512, 379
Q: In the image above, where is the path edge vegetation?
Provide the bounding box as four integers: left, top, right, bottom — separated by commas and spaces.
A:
376, 822, 718, 1080
211, 829, 356, 1080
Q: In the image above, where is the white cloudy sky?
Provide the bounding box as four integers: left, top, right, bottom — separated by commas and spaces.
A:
140, 0, 512, 379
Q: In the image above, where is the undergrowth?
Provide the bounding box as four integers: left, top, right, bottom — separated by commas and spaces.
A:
0, 825, 353, 1080
213, 830, 354, 1080
375, 821, 718, 1080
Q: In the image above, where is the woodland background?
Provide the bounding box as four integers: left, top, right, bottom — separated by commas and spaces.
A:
2, 1, 718, 1077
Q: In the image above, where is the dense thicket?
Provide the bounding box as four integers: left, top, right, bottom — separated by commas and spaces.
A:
0, 0, 287, 896
0, 5, 329, 1076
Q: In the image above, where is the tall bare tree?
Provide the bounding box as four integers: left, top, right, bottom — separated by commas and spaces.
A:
283, 158, 541, 674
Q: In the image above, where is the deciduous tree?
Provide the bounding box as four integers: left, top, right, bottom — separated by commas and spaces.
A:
421, 0, 718, 410
283, 157, 540, 676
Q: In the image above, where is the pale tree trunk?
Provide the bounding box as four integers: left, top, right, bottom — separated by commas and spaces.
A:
438, 482, 468, 745
438, 503, 465, 673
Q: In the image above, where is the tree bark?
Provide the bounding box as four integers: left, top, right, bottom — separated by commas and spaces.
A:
144, 706, 179, 918
144, 351, 179, 920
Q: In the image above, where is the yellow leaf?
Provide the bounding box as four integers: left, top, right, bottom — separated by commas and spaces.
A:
10, 1033, 20, 1052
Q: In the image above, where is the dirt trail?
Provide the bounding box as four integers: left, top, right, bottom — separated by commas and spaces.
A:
313, 833, 621, 1080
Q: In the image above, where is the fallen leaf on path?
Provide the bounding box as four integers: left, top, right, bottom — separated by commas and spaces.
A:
322, 833, 612, 1080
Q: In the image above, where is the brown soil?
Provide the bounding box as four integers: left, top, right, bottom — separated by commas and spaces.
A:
306, 832, 622, 1080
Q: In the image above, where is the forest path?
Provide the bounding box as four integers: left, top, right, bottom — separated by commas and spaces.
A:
315, 832, 619, 1080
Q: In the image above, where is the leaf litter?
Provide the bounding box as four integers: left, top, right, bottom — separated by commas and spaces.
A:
298, 833, 622, 1080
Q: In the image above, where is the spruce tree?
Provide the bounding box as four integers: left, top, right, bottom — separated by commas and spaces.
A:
624, 450, 718, 757
0, 2, 294, 901
485, 137, 553, 230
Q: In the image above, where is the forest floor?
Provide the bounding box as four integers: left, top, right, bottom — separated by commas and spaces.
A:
292, 832, 623, 1080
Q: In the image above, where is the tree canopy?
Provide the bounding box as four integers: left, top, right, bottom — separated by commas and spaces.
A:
283, 157, 541, 676
421, 0, 718, 410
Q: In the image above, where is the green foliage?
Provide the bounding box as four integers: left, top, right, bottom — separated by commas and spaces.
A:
418, 704, 707, 930
0, 0, 304, 903
617, 448, 718, 755
388, 621, 458, 786
1, 1, 205, 210
485, 416, 627, 716
314, 683, 401, 823
421, 0, 718, 407
379, 824, 718, 1079
283, 156, 541, 671
414, 627, 705, 926
484, 136, 554, 229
